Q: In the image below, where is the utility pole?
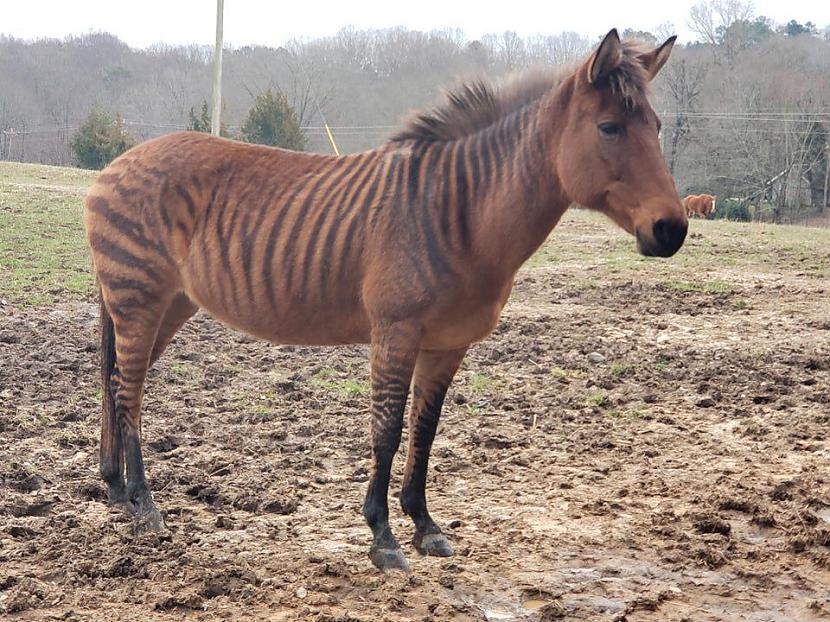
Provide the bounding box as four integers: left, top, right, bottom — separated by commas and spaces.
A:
823, 143, 829, 212
211, 0, 224, 136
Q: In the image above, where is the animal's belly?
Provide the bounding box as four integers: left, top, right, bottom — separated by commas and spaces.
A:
182, 275, 371, 346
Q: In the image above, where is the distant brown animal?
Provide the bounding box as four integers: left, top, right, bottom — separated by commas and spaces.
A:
84, 29, 686, 572
684, 194, 717, 218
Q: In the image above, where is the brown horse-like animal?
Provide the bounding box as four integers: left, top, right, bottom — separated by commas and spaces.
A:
84, 29, 686, 572
684, 193, 717, 218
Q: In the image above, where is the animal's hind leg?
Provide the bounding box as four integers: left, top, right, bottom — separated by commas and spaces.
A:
107, 295, 170, 532
99, 297, 127, 505
399, 347, 467, 557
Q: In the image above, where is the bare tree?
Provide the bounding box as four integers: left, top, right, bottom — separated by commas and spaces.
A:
661, 55, 708, 175
689, 2, 719, 45
688, 0, 755, 47
283, 44, 334, 128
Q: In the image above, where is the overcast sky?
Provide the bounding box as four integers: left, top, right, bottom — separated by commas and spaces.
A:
3, 1, 829, 49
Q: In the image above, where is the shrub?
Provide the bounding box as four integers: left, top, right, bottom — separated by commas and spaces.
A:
187, 99, 229, 137
712, 198, 751, 222
71, 110, 135, 169
240, 89, 305, 151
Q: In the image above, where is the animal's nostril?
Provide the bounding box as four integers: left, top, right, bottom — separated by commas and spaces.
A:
652, 218, 687, 256
653, 219, 672, 246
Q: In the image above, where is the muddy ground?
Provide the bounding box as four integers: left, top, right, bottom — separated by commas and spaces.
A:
1, 214, 829, 621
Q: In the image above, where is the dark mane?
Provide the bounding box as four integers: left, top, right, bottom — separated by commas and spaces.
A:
390, 41, 651, 143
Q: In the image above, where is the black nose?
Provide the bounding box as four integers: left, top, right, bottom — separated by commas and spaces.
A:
651, 218, 687, 257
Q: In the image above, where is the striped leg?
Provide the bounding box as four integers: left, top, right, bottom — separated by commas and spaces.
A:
400, 347, 467, 556
99, 298, 126, 504
107, 296, 169, 532
363, 321, 420, 572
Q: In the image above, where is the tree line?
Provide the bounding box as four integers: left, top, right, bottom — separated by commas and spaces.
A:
1, 1, 828, 222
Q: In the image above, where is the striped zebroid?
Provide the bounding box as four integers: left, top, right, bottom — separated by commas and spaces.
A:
85, 29, 687, 571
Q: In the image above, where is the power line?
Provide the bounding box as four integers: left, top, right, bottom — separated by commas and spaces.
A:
658, 111, 830, 117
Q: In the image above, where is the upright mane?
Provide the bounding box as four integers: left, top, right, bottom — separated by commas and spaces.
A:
390, 41, 652, 144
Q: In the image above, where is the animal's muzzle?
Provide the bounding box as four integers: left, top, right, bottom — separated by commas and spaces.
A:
639, 218, 687, 258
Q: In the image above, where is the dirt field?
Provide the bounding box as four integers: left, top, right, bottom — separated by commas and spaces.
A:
1, 163, 830, 621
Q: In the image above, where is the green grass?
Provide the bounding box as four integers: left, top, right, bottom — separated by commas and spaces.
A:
550, 367, 568, 379
311, 367, 369, 398
339, 379, 370, 397
663, 279, 733, 294
170, 363, 192, 377
0, 162, 95, 305
610, 362, 634, 378
0, 161, 96, 189
468, 372, 495, 393
526, 209, 830, 279
586, 392, 610, 408
463, 403, 484, 415
550, 366, 587, 380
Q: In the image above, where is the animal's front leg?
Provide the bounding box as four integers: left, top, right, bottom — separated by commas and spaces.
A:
363, 321, 420, 572
400, 347, 467, 557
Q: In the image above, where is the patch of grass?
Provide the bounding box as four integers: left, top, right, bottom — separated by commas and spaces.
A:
550, 367, 568, 379
526, 210, 830, 282
311, 367, 338, 392
731, 298, 750, 309
653, 362, 670, 372
586, 392, 610, 408
0, 161, 95, 189
311, 367, 369, 398
339, 379, 370, 397
463, 403, 484, 415
54, 429, 89, 448
574, 279, 599, 291
468, 372, 495, 393
8, 410, 49, 433
0, 164, 95, 306
235, 389, 282, 416
251, 403, 273, 417
664, 279, 733, 294
550, 366, 587, 380
609, 408, 645, 419
603, 252, 649, 273
610, 362, 634, 378
170, 363, 191, 377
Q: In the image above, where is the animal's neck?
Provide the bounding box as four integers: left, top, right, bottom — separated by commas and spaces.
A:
461, 90, 571, 279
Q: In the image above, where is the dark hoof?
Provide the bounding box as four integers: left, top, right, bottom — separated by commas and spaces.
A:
413, 532, 454, 557
132, 504, 169, 535
369, 545, 411, 572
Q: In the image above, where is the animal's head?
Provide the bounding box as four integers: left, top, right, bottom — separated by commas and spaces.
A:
556, 29, 687, 258
708, 194, 717, 213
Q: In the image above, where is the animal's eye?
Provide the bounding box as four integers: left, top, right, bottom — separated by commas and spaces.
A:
598, 122, 623, 137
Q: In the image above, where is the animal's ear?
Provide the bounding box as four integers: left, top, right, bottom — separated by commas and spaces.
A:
588, 29, 622, 84
638, 35, 677, 81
